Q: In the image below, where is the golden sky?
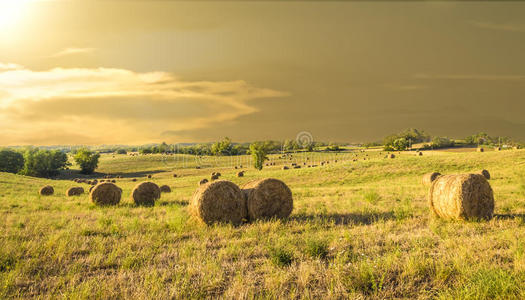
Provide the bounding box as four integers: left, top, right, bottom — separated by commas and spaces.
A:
1, 1, 525, 145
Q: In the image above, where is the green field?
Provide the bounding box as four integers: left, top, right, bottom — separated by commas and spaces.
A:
1, 149, 525, 299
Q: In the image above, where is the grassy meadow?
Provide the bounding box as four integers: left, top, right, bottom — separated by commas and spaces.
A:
1, 149, 525, 299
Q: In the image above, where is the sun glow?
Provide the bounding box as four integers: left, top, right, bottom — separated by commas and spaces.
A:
0, 0, 30, 29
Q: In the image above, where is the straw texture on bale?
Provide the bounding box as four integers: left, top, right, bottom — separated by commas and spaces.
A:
66, 187, 84, 196
90, 183, 121, 206
241, 178, 293, 221
480, 169, 491, 180
39, 185, 54, 196
422, 172, 441, 186
131, 182, 161, 206
428, 174, 494, 220
191, 180, 246, 225
160, 185, 171, 193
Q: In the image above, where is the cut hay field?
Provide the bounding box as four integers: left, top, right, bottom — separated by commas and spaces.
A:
1, 150, 525, 299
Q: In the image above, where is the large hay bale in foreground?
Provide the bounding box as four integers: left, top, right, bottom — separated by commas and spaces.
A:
428, 174, 494, 220
190, 180, 246, 225
131, 182, 160, 206
480, 169, 491, 180
422, 172, 441, 186
160, 185, 171, 193
39, 185, 54, 196
66, 187, 84, 196
90, 183, 121, 206
241, 178, 293, 221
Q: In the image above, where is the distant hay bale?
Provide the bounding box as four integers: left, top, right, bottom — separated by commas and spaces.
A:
147, 175, 152, 179
242, 178, 293, 221
131, 182, 161, 206
422, 172, 441, 186
199, 178, 209, 185
131, 178, 137, 182
66, 187, 84, 196
173, 174, 177, 178
495, 147, 501, 151
90, 183, 121, 206
389, 154, 395, 159
418, 152, 423, 156
282, 166, 289, 170
39, 185, 54, 196
237, 171, 244, 177
87, 181, 93, 185
100, 179, 105, 183
477, 147, 484, 152
190, 180, 246, 225
428, 174, 494, 220
92, 180, 98, 185
160, 185, 171, 193
480, 169, 491, 180
211, 174, 220, 181
111, 180, 116, 183
293, 165, 301, 169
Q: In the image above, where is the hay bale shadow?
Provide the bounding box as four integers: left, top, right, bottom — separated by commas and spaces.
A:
289, 212, 396, 225
493, 214, 525, 222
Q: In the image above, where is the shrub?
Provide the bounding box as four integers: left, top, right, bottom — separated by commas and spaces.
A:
0, 149, 24, 174
74, 148, 100, 175
249, 142, 268, 171
116, 149, 127, 155
20, 148, 69, 177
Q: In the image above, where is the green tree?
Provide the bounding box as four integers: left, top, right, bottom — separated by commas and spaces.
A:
20, 148, 69, 177
116, 149, 127, 155
74, 148, 100, 175
211, 137, 233, 156
249, 142, 268, 171
0, 149, 24, 174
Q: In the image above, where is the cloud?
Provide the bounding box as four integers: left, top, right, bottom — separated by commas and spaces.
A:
0, 63, 22, 70
49, 47, 96, 58
469, 21, 525, 33
0, 63, 287, 145
414, 73, 525, 81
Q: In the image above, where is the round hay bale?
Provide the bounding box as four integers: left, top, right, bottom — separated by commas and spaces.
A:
92, 180, 98, 185
160, 185, 171, 193
495, 147, 501, 151
111, 180, 116, 183
389, 154, 395, 159
242, 178, 293, 221
147, 175, 152, 179
173, 174, 178, 178
237, 171, 244, 177
418, 152, 423, 156
480, 169, 491, 180
422, 172, 441, 186
477, 147, 484, 152
39, 185, 54, 196
282, 166, 289, 170
428, 174, 494, 220
100, 179, 105, 183
190, 180, 246, 225
211, 174, 220, 181
66, 187, 84, 196
199, 178, 209, 185
90, 183, 121, 206
131, 178, 137, 182
131, 182, 161, 206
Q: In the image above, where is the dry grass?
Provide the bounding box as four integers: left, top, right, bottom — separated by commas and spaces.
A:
1, 149, 525, 299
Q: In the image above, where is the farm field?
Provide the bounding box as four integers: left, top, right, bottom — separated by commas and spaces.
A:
1, 149, 525, 299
